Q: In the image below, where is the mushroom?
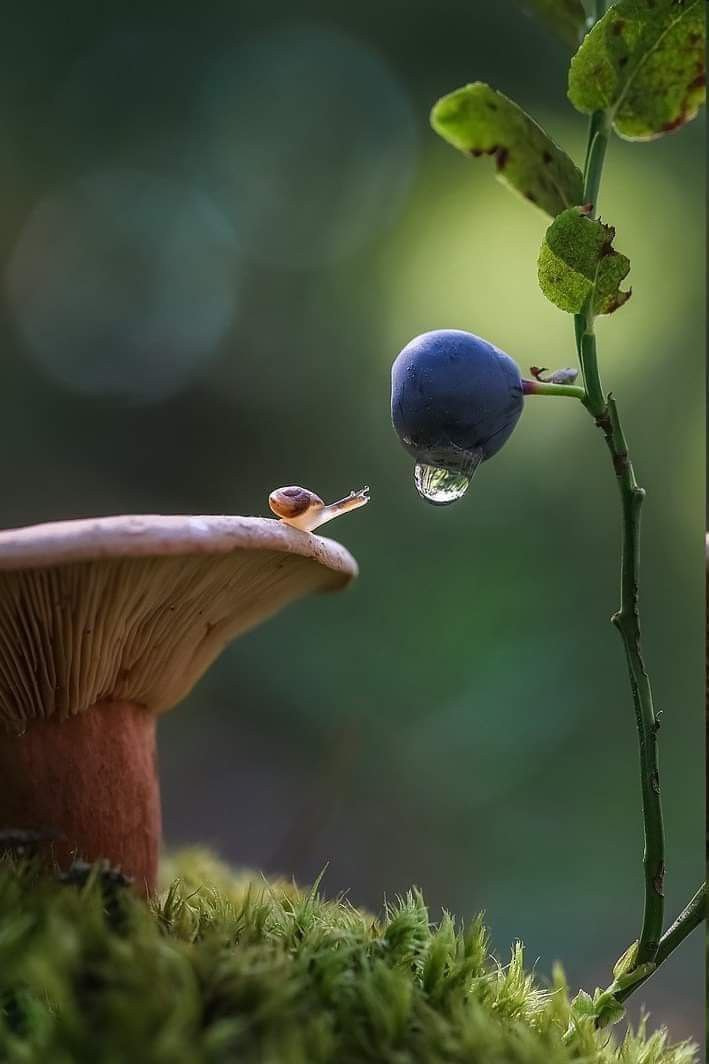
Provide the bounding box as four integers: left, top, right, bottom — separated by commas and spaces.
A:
0, 501, 363, 892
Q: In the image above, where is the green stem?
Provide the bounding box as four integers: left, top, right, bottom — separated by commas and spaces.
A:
614, 883, 707, 1006
576, 318, 605, 417
654, 884, 706, 966
599, 398, 665, 964
581, 0, 610, 216
582, 109, 610, 215
564, 884, 706, 1039
573, 0, 665, 970
521, 379, 585, 400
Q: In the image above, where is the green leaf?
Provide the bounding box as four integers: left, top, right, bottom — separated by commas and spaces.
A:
430, 82, 584, 217
591, 989, 626, 1030
514, 0, 587, 50
570, 988, 595, 1017
568, 0, 706, 140
611, 961, 656, 994
571, 986, 625, 1031
537, 206, 632, 315
612, 939, 638, 979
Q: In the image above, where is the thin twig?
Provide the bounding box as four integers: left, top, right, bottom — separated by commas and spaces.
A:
574, 0, 665, 968
614, 883, 707, 1006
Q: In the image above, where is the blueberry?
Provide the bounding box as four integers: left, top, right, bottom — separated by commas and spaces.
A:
391, 330, 523, 502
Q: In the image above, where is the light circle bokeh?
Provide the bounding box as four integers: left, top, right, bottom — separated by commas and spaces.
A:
199, 24, 418, 270
6, 170, 240, 402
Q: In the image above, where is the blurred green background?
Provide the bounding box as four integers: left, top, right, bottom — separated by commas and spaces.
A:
0, 0, 703, 1045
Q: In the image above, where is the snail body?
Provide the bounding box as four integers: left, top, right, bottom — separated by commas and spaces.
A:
269, 486, 370, 532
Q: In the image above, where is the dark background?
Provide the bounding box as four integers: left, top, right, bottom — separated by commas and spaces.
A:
0, 0, 703, 1046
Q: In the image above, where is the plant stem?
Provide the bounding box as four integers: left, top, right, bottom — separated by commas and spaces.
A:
564, 884, 706, 1037
598, 398, 665, 964
582, 109, 610, 216
575, 319, 606, 416
573, 0, 665, 969
521, 378, 585, 400
614, 884, 707, 1006
654, 884, 706, 966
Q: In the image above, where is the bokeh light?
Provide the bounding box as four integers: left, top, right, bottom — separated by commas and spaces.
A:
6, 170, 239, 401
50, 30, 202, 173
197, 23, 418, 269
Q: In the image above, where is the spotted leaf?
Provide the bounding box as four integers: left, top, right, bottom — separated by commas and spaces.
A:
538, 206, 632, 315
431, 82, 583, 217
568, 0, 706, 140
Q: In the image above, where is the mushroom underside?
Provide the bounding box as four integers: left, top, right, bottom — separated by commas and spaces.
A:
0, 547, 343, 731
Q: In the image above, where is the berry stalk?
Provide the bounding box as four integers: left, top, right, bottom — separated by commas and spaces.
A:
521, 378, 585, 400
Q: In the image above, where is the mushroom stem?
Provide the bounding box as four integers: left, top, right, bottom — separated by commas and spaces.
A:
0, 702, 160, 893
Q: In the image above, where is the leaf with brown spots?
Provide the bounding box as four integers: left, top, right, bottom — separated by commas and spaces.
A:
431, 83, 583, 217
568, 0, 706, 140
514, 0, 587, 50
538, 206, 632, 315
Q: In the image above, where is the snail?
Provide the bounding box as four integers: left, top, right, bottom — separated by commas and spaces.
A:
269, 485, 370, 532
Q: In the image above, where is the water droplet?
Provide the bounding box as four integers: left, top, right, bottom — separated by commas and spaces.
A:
414, 464, 472, 505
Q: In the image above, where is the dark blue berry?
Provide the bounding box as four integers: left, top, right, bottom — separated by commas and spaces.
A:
391, 329, 524, 477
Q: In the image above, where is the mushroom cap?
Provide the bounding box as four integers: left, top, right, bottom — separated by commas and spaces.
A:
0, 515, 358, 731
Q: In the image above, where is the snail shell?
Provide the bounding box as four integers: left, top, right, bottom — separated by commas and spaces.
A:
269, 485, 369, 532
268, 486, 324, 523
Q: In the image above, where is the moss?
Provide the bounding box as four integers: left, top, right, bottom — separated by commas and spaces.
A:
0, 850, 697, 1063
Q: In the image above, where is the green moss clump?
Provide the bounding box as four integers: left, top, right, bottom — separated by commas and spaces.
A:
0, 851, 697, 1063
